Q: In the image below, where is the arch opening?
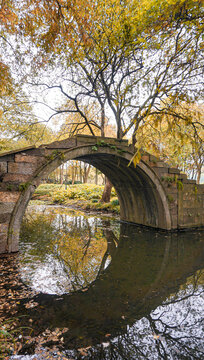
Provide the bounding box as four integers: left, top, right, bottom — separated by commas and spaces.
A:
75, 153, 170, 229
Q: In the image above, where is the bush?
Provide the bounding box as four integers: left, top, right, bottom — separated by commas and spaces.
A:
111, 198, 119, 206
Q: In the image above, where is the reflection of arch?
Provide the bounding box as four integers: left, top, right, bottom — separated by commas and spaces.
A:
8, 145, 172, 251
13, 224, 204, 350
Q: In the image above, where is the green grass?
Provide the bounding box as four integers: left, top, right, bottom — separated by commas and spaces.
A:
32, 183, 120, 214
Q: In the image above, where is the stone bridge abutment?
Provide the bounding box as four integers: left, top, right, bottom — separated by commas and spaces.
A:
0, 135, 203, 253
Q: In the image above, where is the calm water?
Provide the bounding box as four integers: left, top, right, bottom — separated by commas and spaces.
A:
10, 205, 204, 358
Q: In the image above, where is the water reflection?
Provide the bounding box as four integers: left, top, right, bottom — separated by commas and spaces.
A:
20, 206, 119, 294
16, 206, 204, 358
84, 279, 204, 359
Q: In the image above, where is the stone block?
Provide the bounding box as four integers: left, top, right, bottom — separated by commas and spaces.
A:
194, 209, 203, 218
24, 148, 46, 156
141, 155, 150, 163
46, 138, 77, 149
0, 162, 7, 174
197, 187, 204, 195
168, 168, 180, 174
15, 154, 45, 164
169, 206, 178, 215
196, 195, 203, 206
183, 179, 196, 184
149, 154, 159, 163
180, 214, 196, 227
0, 213, 11, 223
76, 135, 97, 145
0, 202, 16, 213
154, 162, 168, 168
0, 183, 19, 192
182, 187, 196, 199
77, 134, 128, 144
8, 162, 37, 175
182, 184, 194, 191
177, 173, 187, 180
0, 234, 7, 253
0, 192, 20, 202
2, 173, 31, 183
0, 154, 15, 162
171, 214, 178, 228
154, 168, 169, 177
0, 223, 9, 234
164, 186, 178, 194
183, 199, 197, 208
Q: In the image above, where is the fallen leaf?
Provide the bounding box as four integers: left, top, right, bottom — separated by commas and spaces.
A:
78, 346, 91, 356
102, 342, 110, 348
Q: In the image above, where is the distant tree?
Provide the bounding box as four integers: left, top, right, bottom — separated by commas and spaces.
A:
0, 117, 54, 153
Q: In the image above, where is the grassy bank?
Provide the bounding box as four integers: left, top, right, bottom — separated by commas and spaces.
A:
32, 183, 120, 214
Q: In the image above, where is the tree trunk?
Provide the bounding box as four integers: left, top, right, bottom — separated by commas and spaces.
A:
197, 166, 201, 184
95, 168, 98, 185
72, 162, 77, 185
83, 164, 91, 183
101, 177, 112, 203
100, 104, 112, 202
79, 162, 82, 183
60, 164, 64, 184
101, 102, 105, 137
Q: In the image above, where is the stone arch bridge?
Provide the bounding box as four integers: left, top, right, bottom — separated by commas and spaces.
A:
0, 135, 203, 253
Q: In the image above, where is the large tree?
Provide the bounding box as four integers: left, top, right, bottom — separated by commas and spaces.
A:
1, 0, 203, 143
136, 101, 204, 183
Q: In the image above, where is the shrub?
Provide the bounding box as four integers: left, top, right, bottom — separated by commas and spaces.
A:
33, 184, 120, 213
111, 198, 119, 206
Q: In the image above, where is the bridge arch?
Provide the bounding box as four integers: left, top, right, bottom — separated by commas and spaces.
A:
7, 144, 172, 252
1, 135, 203, 253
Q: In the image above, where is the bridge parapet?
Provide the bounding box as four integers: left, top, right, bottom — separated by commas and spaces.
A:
0, 135, 203, 253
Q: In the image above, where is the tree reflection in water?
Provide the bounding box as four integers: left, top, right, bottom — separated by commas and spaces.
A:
84, 276, 203, 360
20, 206, 118, 294
15, 205, 204, 359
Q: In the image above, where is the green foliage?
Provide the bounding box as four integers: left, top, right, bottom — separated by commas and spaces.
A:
167, 194, 174, 203
92, 141, 126, 155
176, 180, 184, 191
50, 184, 112, 203
0, 317, 30, 358
46, 150, 65, 161
33, 183, 119, 213
19, 182, 31, 192
161, 176, 174, 184
111, 198, 119, 206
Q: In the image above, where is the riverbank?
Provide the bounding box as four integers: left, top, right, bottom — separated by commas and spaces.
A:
31, 183, 120, 215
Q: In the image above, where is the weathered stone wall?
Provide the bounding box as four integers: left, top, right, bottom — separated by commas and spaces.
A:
178, 183, 204, 228
0, 135, 203, 253
0, 148, 46, 252
140, 152, 204, 229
